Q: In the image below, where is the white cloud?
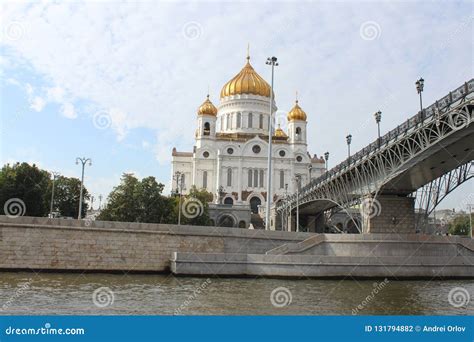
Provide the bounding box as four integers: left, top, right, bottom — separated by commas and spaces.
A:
30, 96, 45, 112
60, 102, 76, 119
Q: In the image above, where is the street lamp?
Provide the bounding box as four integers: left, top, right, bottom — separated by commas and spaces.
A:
346, 134, 352, 161
374, 110, 382, 146
90, 196, 94, 211
76, 157, 92, 220
49, 171, 60, 218
173, 171, 185, 225
265, 56, 278, 230
324, 152, 329, 170
294, 175, 301, 232
468, 204, 473, 239
415, 77, 424, 115
98, 194, 103, 210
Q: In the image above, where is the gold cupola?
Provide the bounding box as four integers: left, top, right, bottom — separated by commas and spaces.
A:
220, 54, 271, 99
197, 94, 218, 116
274, 124, 287, 138
287, 99, 307, 121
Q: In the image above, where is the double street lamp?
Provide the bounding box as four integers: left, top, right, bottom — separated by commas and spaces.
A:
374, 110, 382, 146
416, 77, 424, 115
49, 171, 60, 218
76, 157, 92, 220
265, 56, 278, 230
173, 171, 185, 225
346, 134, 352, 161
324, 152, 329, 170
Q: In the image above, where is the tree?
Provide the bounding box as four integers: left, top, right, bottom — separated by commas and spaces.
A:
98, 173, 173, 223
0, 162, 50, 217
448, 215, 471, 236
0, 162, 89, 218
176, 186, 213, 226
51, 176, 89, 218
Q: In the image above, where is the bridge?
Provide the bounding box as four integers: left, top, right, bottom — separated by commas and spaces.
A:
273, 79, 474, 233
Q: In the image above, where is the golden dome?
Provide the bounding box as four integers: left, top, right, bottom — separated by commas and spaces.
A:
274, 124, 287, 138
197, 94, 217, 116
220, 56, 271, 98
287, 100, 307, 121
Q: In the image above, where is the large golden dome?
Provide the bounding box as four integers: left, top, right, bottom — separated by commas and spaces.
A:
197, 94, 217, 116
220, 56, 271, 98
287, 100, 307, 121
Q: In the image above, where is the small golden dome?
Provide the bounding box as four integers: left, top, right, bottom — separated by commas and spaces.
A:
197, 94, 217, 116
287, 100, 307, 121
274, 124, 287, 138
220, 55, 271, 99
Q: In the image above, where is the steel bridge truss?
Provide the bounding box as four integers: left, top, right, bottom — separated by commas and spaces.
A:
414, 161, 473, 230
277, 80, 474, 221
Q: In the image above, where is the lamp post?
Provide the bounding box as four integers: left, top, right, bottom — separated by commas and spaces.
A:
324, 152, 329, 170
284, 183, 288, 231
346, 134, 352, 161
416, 77, 424, 115
374, 110, 382, 146
90, 196, 94, 211
76, 157, 92, 220
294, 175, 301, 232
468, 204, 473, 239
98, 194, 103, 210
265, 56, 278, 230
173, 171, 185, 225
49, 172, 60, 218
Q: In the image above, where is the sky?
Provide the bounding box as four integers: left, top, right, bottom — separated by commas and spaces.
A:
0, 0, 472, 210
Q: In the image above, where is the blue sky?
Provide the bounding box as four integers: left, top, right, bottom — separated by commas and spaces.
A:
0, 0, 472, 210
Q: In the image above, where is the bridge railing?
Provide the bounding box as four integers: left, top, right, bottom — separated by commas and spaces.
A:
281, 79, 474, 208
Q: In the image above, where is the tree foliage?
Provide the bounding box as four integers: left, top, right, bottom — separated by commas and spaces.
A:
448, 215, 471, 236
98, 173, 174, 223
98, 175, 212, 226
0, 162, 89, 218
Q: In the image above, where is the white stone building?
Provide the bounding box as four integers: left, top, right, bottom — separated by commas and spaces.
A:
171, 53, 326, 227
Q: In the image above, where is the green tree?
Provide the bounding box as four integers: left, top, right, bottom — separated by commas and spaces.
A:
98, 173, 173, 223
448, 215, 471, 236
51, 176, 89, 218
0, 162, 50, 217
176, 186, 213, 226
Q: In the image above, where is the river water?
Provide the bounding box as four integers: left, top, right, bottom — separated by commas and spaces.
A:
0, 272, 472, 315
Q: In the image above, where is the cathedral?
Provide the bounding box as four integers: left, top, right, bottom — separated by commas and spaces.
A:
171, 52, 326, 228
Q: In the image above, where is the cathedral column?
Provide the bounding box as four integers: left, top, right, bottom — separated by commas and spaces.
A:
215, 149, 221, 204
237, 157, 242, 203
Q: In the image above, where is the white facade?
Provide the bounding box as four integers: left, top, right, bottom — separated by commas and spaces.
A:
171, 57, 326, 214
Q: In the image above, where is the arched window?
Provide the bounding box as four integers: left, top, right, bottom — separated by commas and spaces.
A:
248, 169, 253, 187
220, 116, 224, 130
259, 114, 263, 129
253, 169, 258, 187
248, 113, 253, 128
259, 170, 264, 187
203, 122, 210, 136
280, 170, 284, 189
226, 114, 231, 130
203, 171, 208, 189
224, 197, 233, 205
237, 113, 242, 128
295, 127, 301, 140
227, 168, 232, 186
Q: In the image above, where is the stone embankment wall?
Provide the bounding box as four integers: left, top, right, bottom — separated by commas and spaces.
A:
0, 216, 312, 273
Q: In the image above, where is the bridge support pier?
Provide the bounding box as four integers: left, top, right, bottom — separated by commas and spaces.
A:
363, 195, 415, 234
